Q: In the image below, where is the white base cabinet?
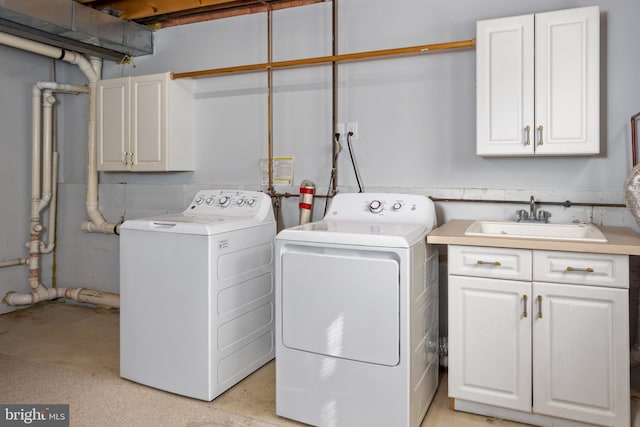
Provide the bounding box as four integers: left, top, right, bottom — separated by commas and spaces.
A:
97, 72, 194, 172
448, 245, 630, 427
476, 6, 600, 156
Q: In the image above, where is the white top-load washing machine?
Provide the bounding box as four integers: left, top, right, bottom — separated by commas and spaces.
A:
120, 189, 276, 401
275, 192, 439, 427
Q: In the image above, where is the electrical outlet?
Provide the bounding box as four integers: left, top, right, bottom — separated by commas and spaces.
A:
346, 122, 358, 140
335, 122, 345, 138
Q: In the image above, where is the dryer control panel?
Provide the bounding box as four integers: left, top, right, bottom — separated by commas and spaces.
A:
326, 192, 436, 226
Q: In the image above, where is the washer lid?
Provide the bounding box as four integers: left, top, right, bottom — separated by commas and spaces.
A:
120, 212, 271, 235
276, 220, 428, 248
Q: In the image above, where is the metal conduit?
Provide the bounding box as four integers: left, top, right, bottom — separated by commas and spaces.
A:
171, 39, 475, 79
429, 197, 626, 208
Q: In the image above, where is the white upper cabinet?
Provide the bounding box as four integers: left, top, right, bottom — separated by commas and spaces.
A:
97, 72, 195, 171
476, 6, 600, 156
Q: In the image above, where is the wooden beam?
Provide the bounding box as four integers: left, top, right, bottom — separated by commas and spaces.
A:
155, 0, 324, 28
81, 0, 241, 20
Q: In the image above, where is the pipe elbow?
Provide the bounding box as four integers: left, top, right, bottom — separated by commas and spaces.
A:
38, 193, 52, 212
65, 52, 99, 82
81, 220, 119, 235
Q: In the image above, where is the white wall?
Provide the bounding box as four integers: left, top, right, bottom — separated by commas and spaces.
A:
1, 0, 639, 314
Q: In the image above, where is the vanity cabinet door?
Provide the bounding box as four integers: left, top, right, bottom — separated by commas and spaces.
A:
448, 275, 532, 412
532, 282, 629, 426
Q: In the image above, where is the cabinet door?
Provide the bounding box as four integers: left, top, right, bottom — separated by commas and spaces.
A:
532, 282, 629, 426
449, 275, 532, 412
130, 74, 166, 171
476, 14, 534, 156
97, 77, 130, 171
534, 6, 599, 155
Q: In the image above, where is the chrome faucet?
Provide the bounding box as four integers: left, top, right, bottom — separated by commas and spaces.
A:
529, 195, 536, 219
517, 195, 550, 223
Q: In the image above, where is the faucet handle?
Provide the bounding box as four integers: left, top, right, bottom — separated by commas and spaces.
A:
517, 209, 529, 222
537, 210, 550, 223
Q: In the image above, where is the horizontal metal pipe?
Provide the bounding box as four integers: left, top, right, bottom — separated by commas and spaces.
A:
172, 39, 475, 79
429, 197, 626, 208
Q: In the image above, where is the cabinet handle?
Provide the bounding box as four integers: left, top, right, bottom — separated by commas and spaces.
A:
537, 295, 543, 318
522, 295, 528, 318
537, 125, 544, 145
566, 266, 594, 273
476, 260, 501, 266
524, 125, 531, 145
128, 152, 135, 166
122, 152, 128, 166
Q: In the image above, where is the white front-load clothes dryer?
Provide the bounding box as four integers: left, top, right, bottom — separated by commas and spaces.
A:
275, 193, 439, 427
120, 189, 276, 401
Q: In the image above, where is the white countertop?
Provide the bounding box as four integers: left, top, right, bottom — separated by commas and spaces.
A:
427, 219, 640, 256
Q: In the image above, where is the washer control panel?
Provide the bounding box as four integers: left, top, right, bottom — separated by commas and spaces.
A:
187, 190, 270, 218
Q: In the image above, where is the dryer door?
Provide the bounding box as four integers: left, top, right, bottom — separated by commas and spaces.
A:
281, 246, 400, 366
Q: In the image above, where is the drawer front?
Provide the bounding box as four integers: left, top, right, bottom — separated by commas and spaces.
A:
448, 245, 532, 281
533, 251, 629, 289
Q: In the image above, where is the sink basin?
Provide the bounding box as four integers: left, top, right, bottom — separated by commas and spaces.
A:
464, 221, 607, 242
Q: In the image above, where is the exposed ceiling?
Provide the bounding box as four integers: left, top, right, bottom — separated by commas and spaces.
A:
74, 0, 327, 28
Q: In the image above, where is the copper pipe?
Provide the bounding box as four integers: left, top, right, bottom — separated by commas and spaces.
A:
172, 39, 475, 79
331, 0, 338, 195
272, 192, 333, 199
429, 197, 625, 208
266, 4, 274, 193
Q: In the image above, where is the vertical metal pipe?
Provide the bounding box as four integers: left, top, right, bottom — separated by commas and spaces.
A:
267, 5, 274, 193
331, 0, 338, 194
631, 112, 640, 167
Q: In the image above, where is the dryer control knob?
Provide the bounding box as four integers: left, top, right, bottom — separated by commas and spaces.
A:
205, 197, 214, 205
392, 202, 402, 211
218, 196, 230, 207
247, 199, 256, 207
237, 198, 245, 206
369, 200, 383, 213
195, 197, 204, 205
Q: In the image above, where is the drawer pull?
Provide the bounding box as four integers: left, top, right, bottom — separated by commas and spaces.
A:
476, 260, 501, 266
537, 295, 543, 318
566, 266, 594, 273
522, 295, 528, 318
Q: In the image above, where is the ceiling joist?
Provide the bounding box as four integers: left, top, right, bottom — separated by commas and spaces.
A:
75, 0, 328, 27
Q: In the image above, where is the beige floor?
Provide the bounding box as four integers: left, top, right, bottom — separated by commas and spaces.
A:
0, 302, 530, 426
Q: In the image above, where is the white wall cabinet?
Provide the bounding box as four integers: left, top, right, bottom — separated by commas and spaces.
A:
476, 6, 600, 156
448, 245, 630, 427
97, 72, 194, 171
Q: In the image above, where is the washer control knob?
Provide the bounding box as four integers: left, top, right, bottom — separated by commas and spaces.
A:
369, 200, 383, 213
195, 197, 204, 205
205, 197, 214, 205
392, 202, 402, 211
237, 198, 245, 206
218, 196, 230, 207
247, 199, 256, 207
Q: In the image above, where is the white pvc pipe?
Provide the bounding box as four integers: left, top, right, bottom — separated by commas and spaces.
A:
0, 258, 28, 268
0, 32, 116, 235
3, 286, 120, 308
30, 86, 41, 230
40, 151, 58, 254
38, 90, 55, 213
0, 32, 65, 60
0, 33, 120, 308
